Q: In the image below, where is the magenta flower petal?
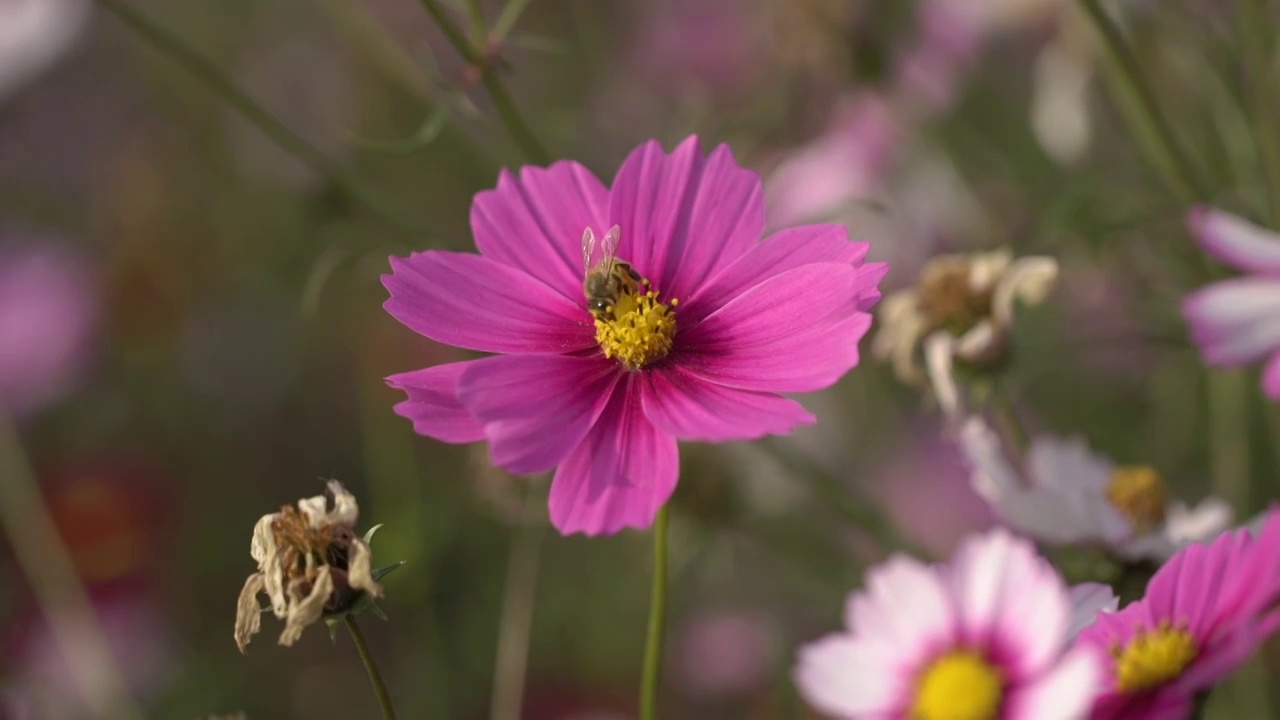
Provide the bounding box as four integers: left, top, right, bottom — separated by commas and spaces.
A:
1263, 352, 1280, 399
458, 354, 620, 474
548, 379, 678, 536
639, 366, 815, 441
1189, 206, 1280, 275
685, 224, 873, 323
471, 161, 610, 301
679, 264, 875, 392
607, 137, 763, 300
382, 250, 594, 354
1181, 277, 1280, 365
386, 362, 485, 443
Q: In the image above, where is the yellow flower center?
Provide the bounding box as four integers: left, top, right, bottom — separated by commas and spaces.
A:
916, 261, 993, 336
1112, 622, 1198, 693
593, 290, 678, 370
1106, 465, 1168, 534
912, 651, 1004, 720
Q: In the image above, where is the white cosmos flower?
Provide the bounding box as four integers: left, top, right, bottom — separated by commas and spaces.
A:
0, 0, 92, 101
958, 417, 1233, 561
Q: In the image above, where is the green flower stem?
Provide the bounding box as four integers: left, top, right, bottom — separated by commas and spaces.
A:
415, 0, 551, 165
91, 0, 430, 235
989, 382, 1029, 454
344, 614, 399, 720
1079, 0, 1207, 202
488, 492, 546, 720
0, 409, 142, 720
1240, 0, 1280, 223
639, 505, 670, 720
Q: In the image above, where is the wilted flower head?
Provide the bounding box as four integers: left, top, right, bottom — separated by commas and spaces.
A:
960, 418, 1232, 561
235, 480, 382, 652
793, 528, 1103, 719
383, 136, 885, 536
1182, 207, 1280, 399
874, 249, 1056, 417
1076, 510, 1280, 718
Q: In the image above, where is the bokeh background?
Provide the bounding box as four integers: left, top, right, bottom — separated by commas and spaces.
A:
2, 0, 1278, 718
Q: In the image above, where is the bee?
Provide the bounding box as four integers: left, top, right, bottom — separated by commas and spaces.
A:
582, 225, 644, 321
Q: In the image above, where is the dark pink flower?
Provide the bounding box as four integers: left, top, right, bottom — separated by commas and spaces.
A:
1075, 509, 1280, 719
383, 137, 885, 535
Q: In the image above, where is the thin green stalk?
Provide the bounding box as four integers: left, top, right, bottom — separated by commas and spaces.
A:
1079, 0, 1207, 202
639, 505, 670, 720
491, 0, 536, 44
92, 0, 430, 234
989, 382, 1028, 454
1208, 370, 1250, 510
0, 409, 142, 720
488, 492, 545, 720
415, 0, 551, 164
1240, 0, 1280, 223
344, 614, 399, 720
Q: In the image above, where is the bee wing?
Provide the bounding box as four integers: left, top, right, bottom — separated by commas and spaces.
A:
582, 225, 621, 272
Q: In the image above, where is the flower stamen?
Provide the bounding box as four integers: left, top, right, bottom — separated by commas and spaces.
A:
1112, 621, 1197, 693
593, 289, 678, 370
1107, 465, 1168, 534
912, 651, 1004, 720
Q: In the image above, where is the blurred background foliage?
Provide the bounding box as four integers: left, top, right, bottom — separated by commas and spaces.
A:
1, 0, 1279, 718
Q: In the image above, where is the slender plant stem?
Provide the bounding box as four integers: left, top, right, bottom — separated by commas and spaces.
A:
0, 409, 142, 720
639, 505, 670, 720
91, 0, 430, 234
1079, 0, 1207, 202
344, 614, 399, 720
488, 492, 546, 720
415, 0, 551, 164
989, 382, 1029, 454
1240, 0, 1280, 223
1207, 370, 1250, 510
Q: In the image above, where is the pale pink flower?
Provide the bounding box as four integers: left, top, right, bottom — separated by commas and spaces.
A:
383, 137, 885, 535
793, 528, 1102, 719
0, 0, 91, 100
1182, 207, 1280, 398
1076, 510, 1280, 719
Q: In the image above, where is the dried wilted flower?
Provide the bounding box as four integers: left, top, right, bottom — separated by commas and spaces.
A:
873, 249, 1056, 415
234, 480, 382, 652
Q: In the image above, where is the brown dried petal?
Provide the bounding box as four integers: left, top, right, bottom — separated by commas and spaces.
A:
234, 573, 267, 653
278, 565, 334, 647
346, 539, 383, 599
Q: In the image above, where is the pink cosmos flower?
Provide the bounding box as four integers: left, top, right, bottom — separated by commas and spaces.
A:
1182, 207, 1280, 398
1075, 509, 1280, 719
793, 528, 1102, 720
383, 137, 885, 536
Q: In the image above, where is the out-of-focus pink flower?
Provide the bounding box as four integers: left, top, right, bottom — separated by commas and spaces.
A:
0, 0, 91, 101
765, 94, 897, 230
794, 529, 1102, 719
627, 0, 766, 99
674, 610, 778, 698
1182, 207, 1280, 398
383, 137, 885, 535
0, 240, 98, 417
1076, 510, 1280, 719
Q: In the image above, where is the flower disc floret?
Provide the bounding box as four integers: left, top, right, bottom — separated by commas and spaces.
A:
1112, 622, 1197, 693
593, 290, 678, 370
1106, 466, 1168, 534
912, 651, 1004, 720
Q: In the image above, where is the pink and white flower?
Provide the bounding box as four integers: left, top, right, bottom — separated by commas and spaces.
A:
383, 137, 885, 536
793, 528, 1103, 720
1075, 510, 1280, 719
960, 418, 1231, 561
1182, 207, 1280, 399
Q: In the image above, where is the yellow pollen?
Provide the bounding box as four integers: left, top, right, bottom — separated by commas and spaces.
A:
593, 290, 678, 370
1106, 465, 1168, 534
912, 651, 1004, 720
916, 262, 993, 335
1112, 622, 1198, 693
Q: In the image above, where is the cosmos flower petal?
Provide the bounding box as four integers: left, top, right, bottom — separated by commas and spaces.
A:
850, 555, 955, 658
1181, 277, 1280, 365
685, 224, 873, 322
382, 250, 594, 354
1003, 645, 1099, 720
458, 354, 620, 474
1189, 206, 1280, 275
1067, 583, 1118, 639
953, 529, 1071, 679
471, 161, 610, 301
386, 361, 486, 443
792, 634, 904, 716
548, 378, 678, 535
678, 263, 874, 392
607, 137, 763, 299
1215, 510, 1280, 624
1263, 351, 1280, 399
638, 366, 814, 441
